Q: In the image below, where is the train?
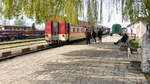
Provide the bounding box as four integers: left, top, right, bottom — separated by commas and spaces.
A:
45, 20, 92, 44
0, 25, 44, 41
110, 24, 122, 36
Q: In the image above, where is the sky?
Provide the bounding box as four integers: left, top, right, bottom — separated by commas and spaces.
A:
0, 0, 130, 29
81, 0, 130, 28
100, 0, 130, 28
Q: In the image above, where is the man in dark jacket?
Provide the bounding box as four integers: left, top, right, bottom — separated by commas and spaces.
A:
114, 33, 128, 45
98, 29, 103, 42
85, 30, 91, 44
92, 30, 97, 43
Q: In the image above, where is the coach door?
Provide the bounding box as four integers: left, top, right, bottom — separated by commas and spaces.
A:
52, 22, 59, 41
115, 27, 119, 33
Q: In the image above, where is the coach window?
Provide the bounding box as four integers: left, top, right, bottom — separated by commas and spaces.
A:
20, 28, 22, 31
75, 28, 77, 32
12, 27, 15, 31
78, 28, 80, 32
71, 28, 73, 32
5, 28, 8, 31
6, 27, 8, 31
84, 28, 86, 32
11, 27, 13, 31
81, 28, 83, 32
16, 28, 18, 31
83, 28, 85, 32
14, 28, 16, 31
72, 28, 74, 32
80, 27, 83, 32
73, 28, 75, 32
12, 28, 14, 31
80, 27, 82, 32
75, 28, 78, 32
9, 27, 12, 31
26, 28, 28, 31
21, 27, 23, 31
77, 28, 79, 32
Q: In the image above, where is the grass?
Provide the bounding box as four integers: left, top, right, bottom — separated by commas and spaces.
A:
0, 41, 46, 50
0, 38, 44, 45
145, 73, 150, 84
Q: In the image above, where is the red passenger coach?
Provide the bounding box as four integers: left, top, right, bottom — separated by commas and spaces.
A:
45, 20, 67, 43
45, 20, 88, 44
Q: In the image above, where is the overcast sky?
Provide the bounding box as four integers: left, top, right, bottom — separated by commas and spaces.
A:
81, 0, 130, 28
100, 0, 130, 28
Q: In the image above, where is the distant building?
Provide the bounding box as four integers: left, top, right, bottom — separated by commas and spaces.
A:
126, 20, 149, 41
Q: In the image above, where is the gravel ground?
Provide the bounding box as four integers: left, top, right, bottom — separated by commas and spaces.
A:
0, 35, 148, 84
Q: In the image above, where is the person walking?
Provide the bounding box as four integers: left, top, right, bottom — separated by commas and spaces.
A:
85, 29, 92, 44
98, 29, 103, 43
92, 30, 97, 43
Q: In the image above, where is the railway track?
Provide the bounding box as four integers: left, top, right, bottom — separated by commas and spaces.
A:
0, 39, 85, 61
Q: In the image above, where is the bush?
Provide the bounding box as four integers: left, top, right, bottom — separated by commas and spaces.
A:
130, 40, 139, 48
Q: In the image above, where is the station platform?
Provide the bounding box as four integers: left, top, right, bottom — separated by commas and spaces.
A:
0, 35, 148, 84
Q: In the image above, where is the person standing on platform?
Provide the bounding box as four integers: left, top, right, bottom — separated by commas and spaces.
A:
85, 29, 92, 44
92, 30, 97, 43
98, 29, 103, 43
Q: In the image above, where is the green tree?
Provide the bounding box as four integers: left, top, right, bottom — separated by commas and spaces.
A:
1, 0, 150, 24
87, 0, 98, 25
0, 0, 83, 25
14, 19, 26, 26
122, 0, 150, 22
